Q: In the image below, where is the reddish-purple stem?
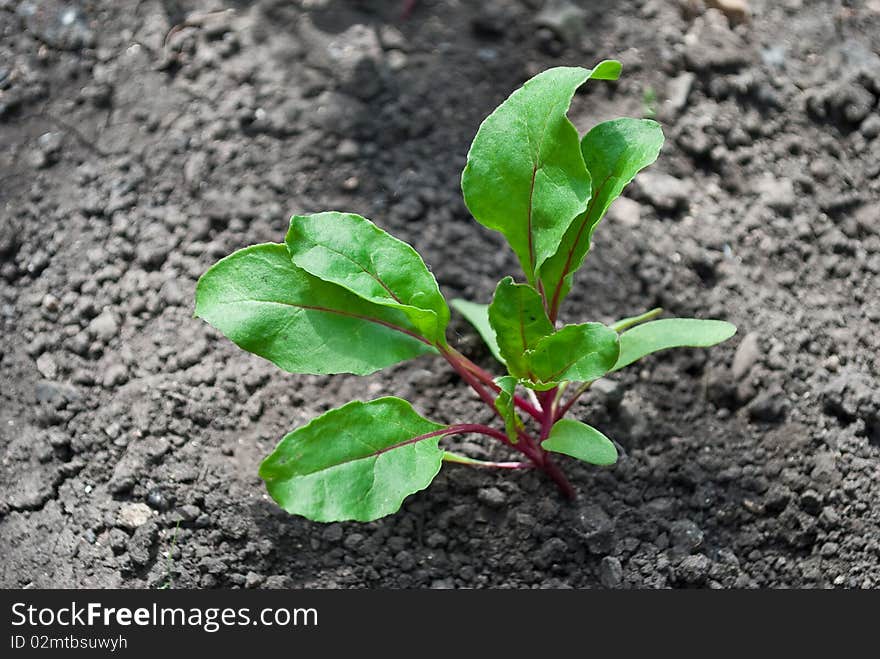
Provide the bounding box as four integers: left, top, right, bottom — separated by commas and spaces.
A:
373, 427, 458, 456
538, 388, 557, 441
440, 348, 505, 419
448, 423, 511, 444
448, 348, 542, 420
536, 387, 576, 500
436, 347, 576, 498
539, 454, 576, 500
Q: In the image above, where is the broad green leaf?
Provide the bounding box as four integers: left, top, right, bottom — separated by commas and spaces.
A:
450, 298, 505, 365
495, 375, 521, 442
541, 118, 664, 313
526, 322, 620, 387
259, 397, 446, 522
488, 277, 554, 379
610, 307, 663, 333
613, 318, 737, 372
286, 212, 449, 344
462, 62, 622, 284
542, 419, 618, 466
195, 243, 435, 375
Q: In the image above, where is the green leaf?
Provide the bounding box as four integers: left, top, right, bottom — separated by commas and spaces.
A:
541, 118, 664, 313
613, 318, 737, 372
488, 277, 554, 379
259, 397, 446, 522
462, 62, 621, 284
195, 243, 435, 375
495, 375, 521, 442
526, 322, 620, 387
286, 212, 449, 344
542, 419, 618, 466
450, 299, 505, 365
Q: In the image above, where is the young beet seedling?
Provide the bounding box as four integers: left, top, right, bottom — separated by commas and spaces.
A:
195, 61, 736, 522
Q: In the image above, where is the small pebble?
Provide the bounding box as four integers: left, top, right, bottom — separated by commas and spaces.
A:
599, 556, 623, 588
477, 487, 507, 508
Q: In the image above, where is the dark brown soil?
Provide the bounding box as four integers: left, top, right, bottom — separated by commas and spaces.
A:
1, 0, 879, 589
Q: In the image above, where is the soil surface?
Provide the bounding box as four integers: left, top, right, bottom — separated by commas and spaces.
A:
2, 0, 879, 589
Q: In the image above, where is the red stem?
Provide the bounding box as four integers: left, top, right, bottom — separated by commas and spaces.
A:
537, 386, 576, 499
448, 423, 513, 445
373, 427, 458, 456
438, 346, 577, 500
538, 388, 557, 441
446, 347, 542, 421
540, 454, 577, 500
440, 348, 504, 419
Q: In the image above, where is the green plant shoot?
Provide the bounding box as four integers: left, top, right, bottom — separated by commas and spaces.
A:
195, 61, 737, 522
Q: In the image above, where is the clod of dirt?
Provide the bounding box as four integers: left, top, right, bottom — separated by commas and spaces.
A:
103, 363, 129, 388
599, 556, 623, 588
35, 353, 58, 380
683, 10, 753, 72
16, 1, 96, 51
477, 486, 507, 509
606, 197, 642, 228
806, 81, 877, 128
861, 115, 880, 139
471, 1, 515, 38
126, 521, 158, 567
663, 72, 696, 120
755, 175, 796, 215
0, 221, 20, 259
633, 171, 694, 213
705, 0, 750, 25
746, 387, 788, 423
89, 311, 119, 343
676, 553, 711, 585
821, 371, 880, 445
577, 504, 616, 555
29, 132, 63, 169
117, 502, 154, 530
535, 0, 587, 47
731, 332, 760, 380
669, 519, 705, 555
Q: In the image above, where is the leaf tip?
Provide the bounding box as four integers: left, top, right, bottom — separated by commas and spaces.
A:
592, 59, 622, 81
722, 321, 738, 340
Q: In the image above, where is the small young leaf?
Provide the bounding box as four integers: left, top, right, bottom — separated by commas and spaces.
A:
450, 298, 505, 365
488, 277, 554, 379
286, 212, 449, 344
195, 243, 435, 375
541, 118, 664, 314
526, 322, 620, 386
259, 397, 446, 522
462, 62, 621, 283
495, 375, 521, 442
613, 318, 737, 372
542, 419, 618, 466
